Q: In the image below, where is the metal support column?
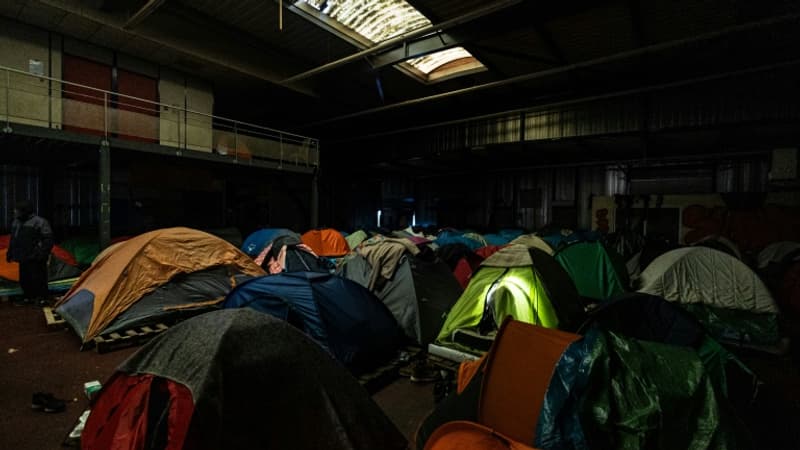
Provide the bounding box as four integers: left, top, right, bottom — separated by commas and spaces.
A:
3, 70, 12, 133
310, 169, 319, 228
99, 140, 111, 249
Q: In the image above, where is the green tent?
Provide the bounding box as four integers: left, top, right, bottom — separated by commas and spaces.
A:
436, 245, 585, 350
555, 241, 627, 301
60, 236, 101, 268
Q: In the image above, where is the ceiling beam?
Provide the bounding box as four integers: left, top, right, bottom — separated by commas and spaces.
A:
124, 0, 168, 30
282, 0, 525, 84
32, 0, 316, 96
302, 13, 800, 127
367, 9, 567, 71
469, 43, 561, 66
367, 32, 460, 69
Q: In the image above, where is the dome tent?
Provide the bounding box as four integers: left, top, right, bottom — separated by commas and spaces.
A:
638, 246, 780, 345
81, 309, 407, 450
55, 227, 265, 344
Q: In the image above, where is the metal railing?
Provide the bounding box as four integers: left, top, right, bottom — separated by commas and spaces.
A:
1, 64, 319, 168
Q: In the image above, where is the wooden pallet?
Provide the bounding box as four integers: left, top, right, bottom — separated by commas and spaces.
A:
43, 307, 69, 331
92, 323, 170, 354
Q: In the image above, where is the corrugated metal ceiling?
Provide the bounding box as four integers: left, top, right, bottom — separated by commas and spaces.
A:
2, 0, 799, 159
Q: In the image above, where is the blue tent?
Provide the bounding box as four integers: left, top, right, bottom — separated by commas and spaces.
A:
241, 228, 298, 257
541, 230, 602, 249
436, 230, 485, 251
224, 272, 403, 373
483, 229, 524, 246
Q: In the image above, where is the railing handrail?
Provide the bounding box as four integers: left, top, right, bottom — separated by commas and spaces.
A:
0, 64, 318, 144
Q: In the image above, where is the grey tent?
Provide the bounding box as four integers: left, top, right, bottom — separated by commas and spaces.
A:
638, 246, 780, 344
339, 252, 462, 345
82, 309, 407, 450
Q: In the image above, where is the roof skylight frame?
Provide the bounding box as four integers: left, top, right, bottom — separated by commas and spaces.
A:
293, 0, 487, 84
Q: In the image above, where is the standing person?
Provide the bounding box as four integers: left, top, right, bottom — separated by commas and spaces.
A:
7, 200, 53, 305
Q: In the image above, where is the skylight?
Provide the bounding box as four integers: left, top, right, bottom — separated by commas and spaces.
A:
297, 0, 486, 82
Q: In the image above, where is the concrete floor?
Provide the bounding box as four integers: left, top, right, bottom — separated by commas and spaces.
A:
3, 297, 799, 450
0, 299, 434, 450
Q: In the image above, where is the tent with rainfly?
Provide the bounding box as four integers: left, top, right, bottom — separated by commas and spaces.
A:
81, 309, 407, 450
554, 241, 628, 301
223, 271, 403, 373
638, 246, 780, 345
54, 227, 265, 345
436, 244, 585, 352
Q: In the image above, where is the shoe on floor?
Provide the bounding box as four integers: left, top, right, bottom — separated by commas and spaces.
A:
410, 360, 441, 383
32, 392, 50, 410
32, 392, 66, 413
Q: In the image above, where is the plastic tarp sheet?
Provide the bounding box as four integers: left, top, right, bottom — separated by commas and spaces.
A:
535, 329, 750, 450
682, 304, 779, 345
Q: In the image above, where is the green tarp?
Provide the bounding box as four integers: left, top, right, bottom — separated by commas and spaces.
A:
536, 329, 751, 450
683, 304, 780, 345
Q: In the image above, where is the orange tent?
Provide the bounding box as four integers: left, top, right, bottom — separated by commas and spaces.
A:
301, 228, 350, 257
478, 320, 579, 444
54, 227, 265, 343
0, 235, 79, 282
418, 319, 579, 449
0, 248, 18, 281
425, 421, 538, 450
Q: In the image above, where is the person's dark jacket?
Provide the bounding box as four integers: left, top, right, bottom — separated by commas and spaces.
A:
7, 214, 54, 262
